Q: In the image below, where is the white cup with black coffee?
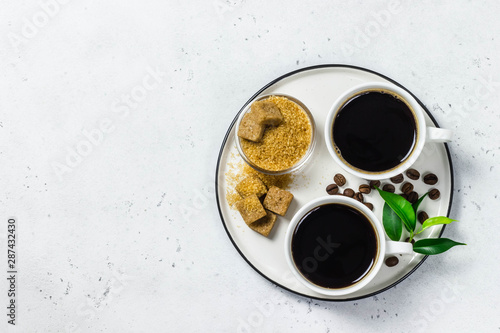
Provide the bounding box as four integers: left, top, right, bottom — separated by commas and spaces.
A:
284, 196, 413, 296
324, 82, 452, 180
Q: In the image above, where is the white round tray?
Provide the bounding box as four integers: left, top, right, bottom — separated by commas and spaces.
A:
215, 65, 453, 301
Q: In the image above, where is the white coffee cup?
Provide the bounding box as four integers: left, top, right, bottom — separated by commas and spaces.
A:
284, 195, 413, 296
324, 82, 452, 180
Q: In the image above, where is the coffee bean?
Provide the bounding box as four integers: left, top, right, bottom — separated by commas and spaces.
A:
343, 188, 354, 198
382, 184, 395, 193
364, 202, 374, 211
405, 237, 415, 245
385, 256, 399, 267
401, 182, 414, 195
354, 192, 364, 203
359, 184, 371, 194
334, 173, 346, 186
406, 168, 420, 180
429, 188, 440, 200
400, 193, 408, 200
369, 180, 381, 189
390, 174, 404, 184
326, 183, 339, 195
424, 173, 438, 185
407, 191, 419, 204
418, 211, 429, 224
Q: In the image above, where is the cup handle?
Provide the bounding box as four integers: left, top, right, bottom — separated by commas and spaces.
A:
426, 127, 453, 143
386, 241, 413, 255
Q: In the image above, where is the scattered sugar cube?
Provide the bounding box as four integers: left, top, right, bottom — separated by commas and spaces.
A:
235, 175, 267, 198
235, 194, 267, 225
263, 186, 294, 216
249, 210, 277, 237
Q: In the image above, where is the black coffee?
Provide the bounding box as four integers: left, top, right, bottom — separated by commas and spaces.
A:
332, 90, 417, 172
291, 204, 378, 289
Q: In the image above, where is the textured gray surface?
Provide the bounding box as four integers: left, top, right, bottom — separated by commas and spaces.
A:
1, 1, 499, 332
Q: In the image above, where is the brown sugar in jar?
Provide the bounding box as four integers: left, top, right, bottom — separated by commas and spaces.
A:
239, 96, 313, 172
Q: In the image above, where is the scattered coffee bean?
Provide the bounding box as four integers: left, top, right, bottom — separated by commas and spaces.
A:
326, 183, 339, 195
406, 168, 420, 180
400, 193, 408, 200
382, 184, 395, 193
423, 173, 438, 185
401, 182, 414, 195
429, 188, 440, 200
405, 237, 416, 245
390, 174, 404, 184
354, 192, 364, 203
359, 184, 371, 194
334, 173, 346, 186
385, 256, 399, 267
407, 191, 419, 204
343, 188, 354, 198
418, 211, 429, 224
364, 202, 374, 211
369, 180, 381, 189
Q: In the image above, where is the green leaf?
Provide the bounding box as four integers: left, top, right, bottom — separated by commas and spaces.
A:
375, 186, 416, 232
412, 192, 428, 213
382, 203, 403, 241
419, 216, 458, 234
413, 238, 466, 255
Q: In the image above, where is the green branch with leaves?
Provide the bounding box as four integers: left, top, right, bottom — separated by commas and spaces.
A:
375, 187, 466, 255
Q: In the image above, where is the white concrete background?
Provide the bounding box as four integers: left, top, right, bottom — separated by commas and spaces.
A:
1, 0, 499, 332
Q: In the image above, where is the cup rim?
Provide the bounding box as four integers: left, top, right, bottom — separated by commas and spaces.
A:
235, 93, 316, 175
284, 195, 387, 296
324, 82, 427, 180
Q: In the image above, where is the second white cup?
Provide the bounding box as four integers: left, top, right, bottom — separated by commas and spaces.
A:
324, 82, 452, 180
284, 195, 413, 296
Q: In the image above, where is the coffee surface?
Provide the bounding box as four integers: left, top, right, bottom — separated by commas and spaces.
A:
333, 91, 417, 172
291, 204, 377, 289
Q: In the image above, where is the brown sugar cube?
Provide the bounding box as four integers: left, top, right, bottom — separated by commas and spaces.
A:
251, 100, 283, 126
249, 210, 277, 237
237, 113, 265, 142
235, 195, 267, 225
263, 186, 294, 216
235, 175, 267, 198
